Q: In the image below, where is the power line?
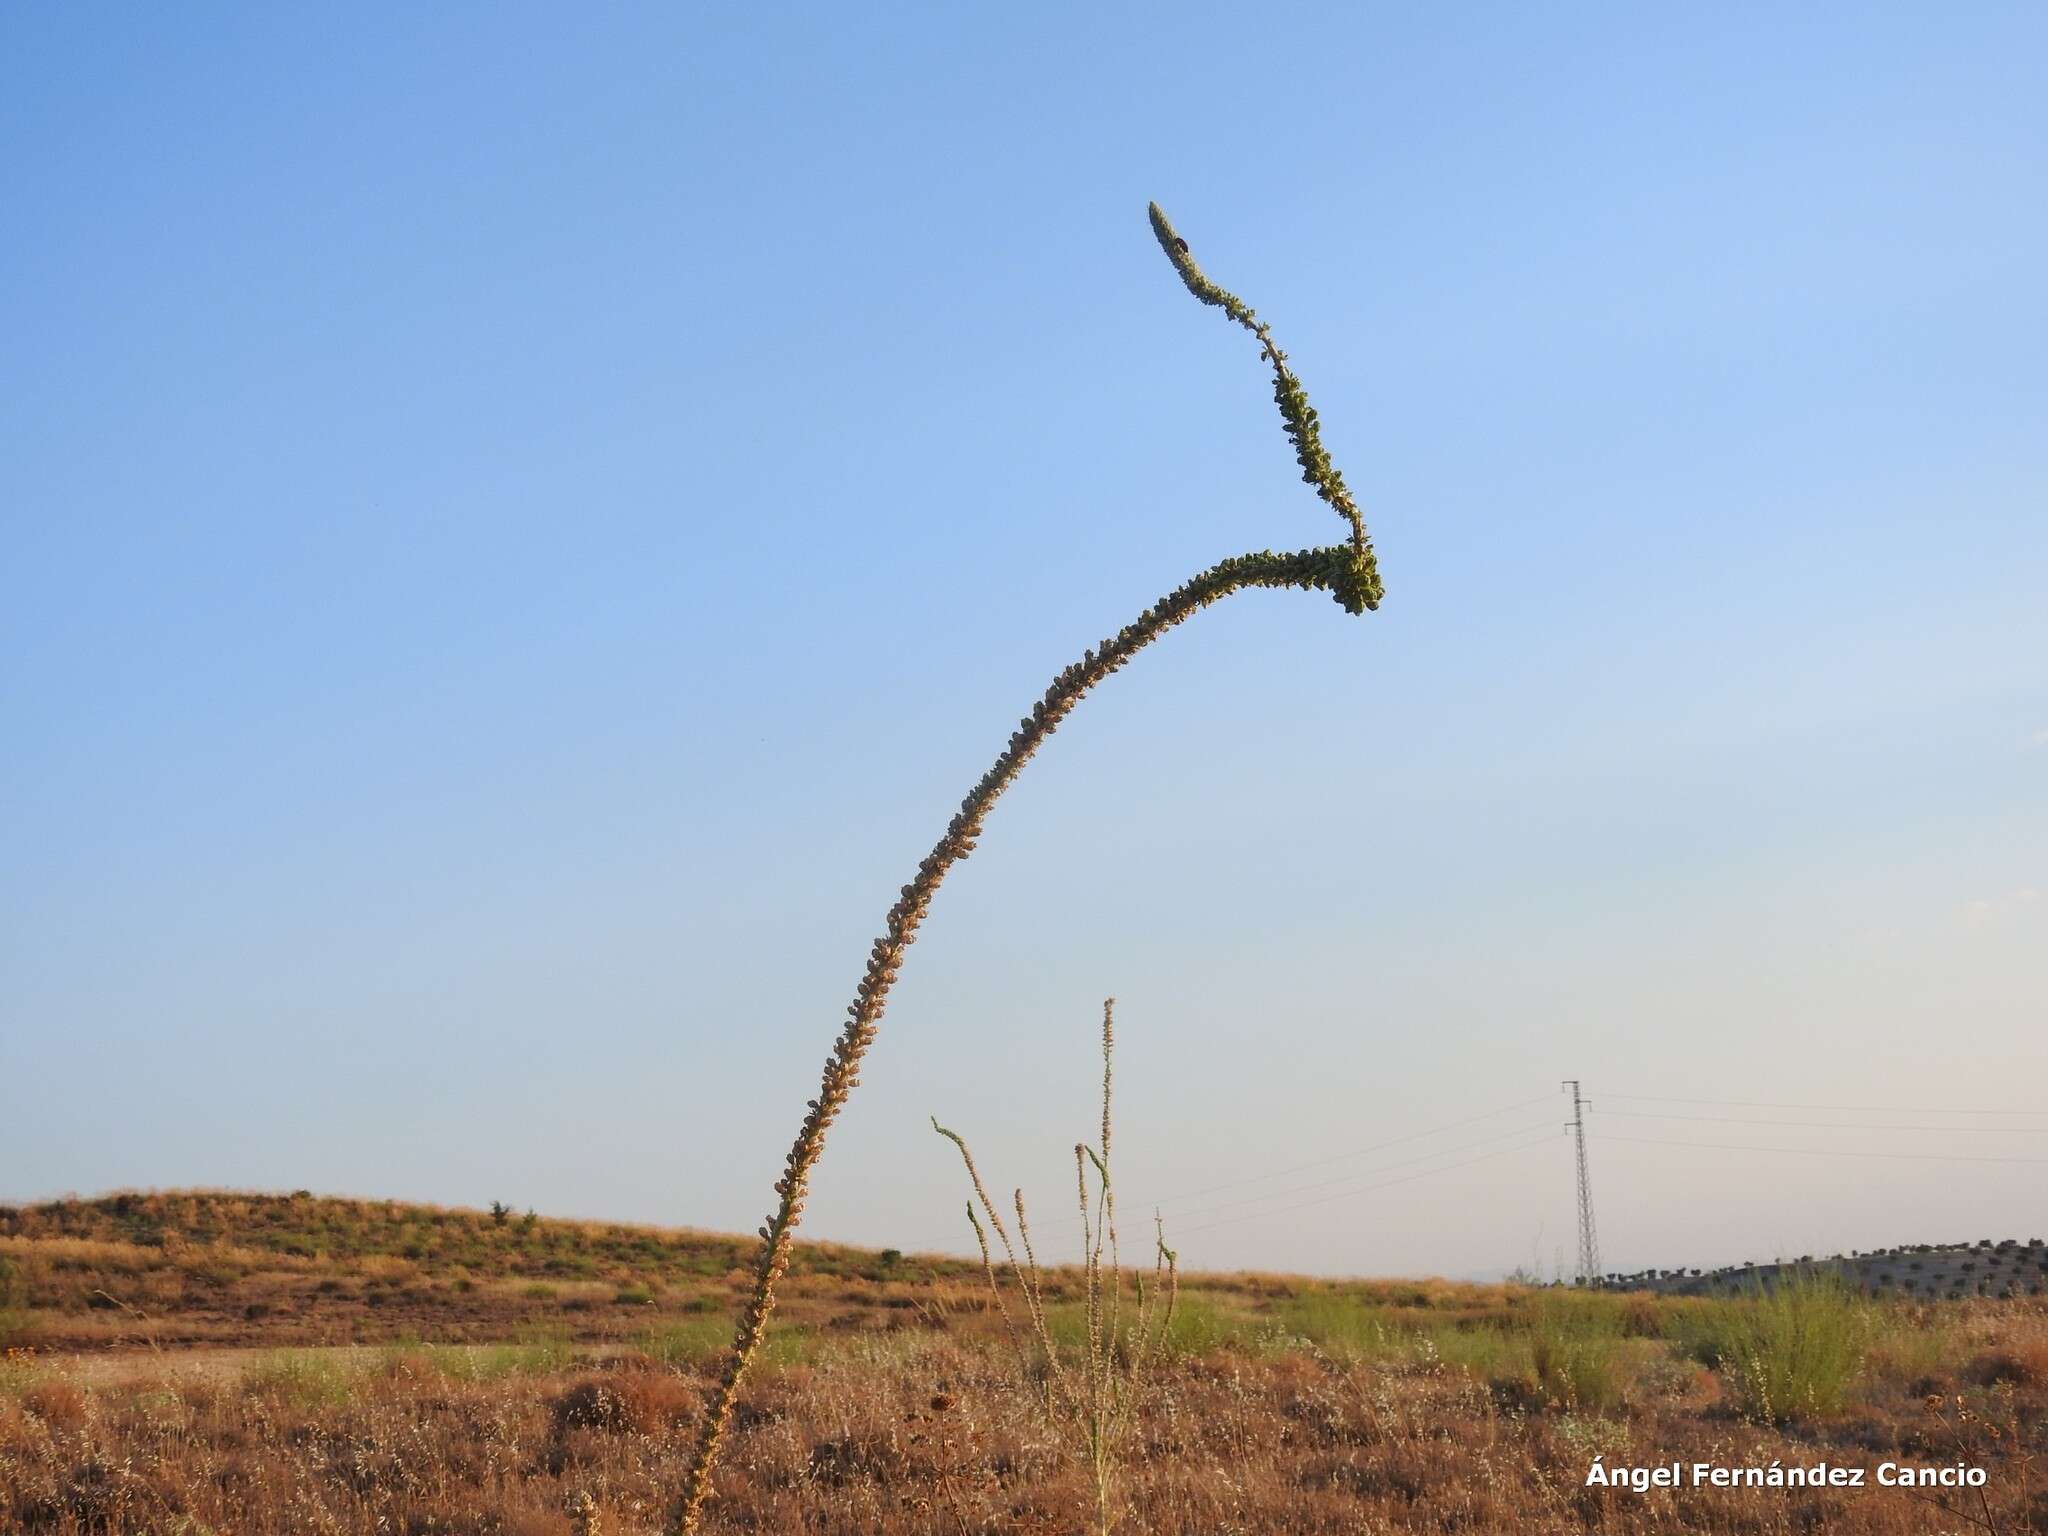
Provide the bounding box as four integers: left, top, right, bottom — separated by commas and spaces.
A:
1176, 1128, 1563, 1236
1161, 1118, 1563, 1224
1596, 1109, 2048, 1135
900, 1099, 2041, 1257
1603, 1091, 2048, 1118
901, 1091, 1563, 1257
1590, 1133, 2048, 1166
1130, 1092, 1556, 1211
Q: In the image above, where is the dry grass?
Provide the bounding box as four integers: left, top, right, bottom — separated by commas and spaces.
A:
933, 1000, 1179, 1534
0, 1193, 983, 1356
5, 1193, 2044, 1531
2, 1311, 2043, 1534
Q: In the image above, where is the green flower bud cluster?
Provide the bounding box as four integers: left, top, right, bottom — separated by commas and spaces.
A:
1147, 202, 1382, 615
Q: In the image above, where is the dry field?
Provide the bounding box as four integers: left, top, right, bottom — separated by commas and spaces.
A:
2, 1193, 2043, 1533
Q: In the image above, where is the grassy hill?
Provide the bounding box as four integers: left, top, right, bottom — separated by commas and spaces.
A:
3, 1188, 957, 1285
0, 1189, 989, 1352
8, 1191, 2046, 1357
0, 1189, 1518, 1357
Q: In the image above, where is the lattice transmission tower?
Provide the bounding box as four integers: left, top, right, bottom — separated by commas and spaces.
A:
1563, 1079, 1602, 1286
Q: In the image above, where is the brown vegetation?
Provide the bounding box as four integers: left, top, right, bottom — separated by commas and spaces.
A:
0, 1191, 980, 1355
0, 1192, 2043, 1533
3, 1311, 2044, 1533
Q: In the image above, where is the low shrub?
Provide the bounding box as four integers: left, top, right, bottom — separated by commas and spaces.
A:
21, 1379, 88, 1430
1719, 1272, 1870, 1422
646, 1317, 743, 1368
246, 1350, 360, 1409
1276, 1294, 1401, 1362
552, 1370, 697, 1435
1967, 1341, 2048, 1389
1527, 1297, 1626, 1413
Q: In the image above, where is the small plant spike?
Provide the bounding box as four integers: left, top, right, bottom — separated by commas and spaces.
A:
672, 204, 1385, 1532
932, 1001, 1179, 1535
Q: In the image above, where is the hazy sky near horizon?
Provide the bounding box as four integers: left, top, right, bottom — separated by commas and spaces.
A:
3, 5, 2044, 1279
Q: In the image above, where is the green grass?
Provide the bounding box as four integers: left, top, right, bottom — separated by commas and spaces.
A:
644, 1316, 733, 1367
1670, 1270, 1869, 1421
1423, 1323, 1530, 1380
643, 1317, 813, 1369
0, 1253, 29, 1349
1865, 1309, 1954, 1384
1030, 1291, 1249, 1363
247, 1350, 362, 1408
1275, 1294, 1406, 1361
1730, 1272, 1869, 1421
1271, 1288, 1633, 1410
1157, 1294, 1255, 1357
1667, 1303, 1742, 1369
1526, 1295, 1626, 1412
405, 1328, 574, 1381
1274, 1292, 1508, 1367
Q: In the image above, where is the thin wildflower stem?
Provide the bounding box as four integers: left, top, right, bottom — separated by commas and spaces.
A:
672, 204, 1384, 1531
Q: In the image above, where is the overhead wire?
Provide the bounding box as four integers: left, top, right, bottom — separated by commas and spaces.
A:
1595, 1109, 2048, 1135
1590, 1132, 2048, 1166
1161, 1117, 1565, 1224
1130, 1091, 1555, 1212
1601, 1091, 2048, 1118
1176, 1127, 1564, 1236
896, 1083, 2044, 1257
902, 1091, 1567, 1254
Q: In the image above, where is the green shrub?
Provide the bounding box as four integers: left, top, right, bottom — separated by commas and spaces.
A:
1157, 1294, 1251, 1357
247, 1350, 360, 1408
1730, 1271, 1868, 1421
1427, 1323, 1529, 1381
1277, 1294, 1403, 1362
426, 1330, 571, 1380
1675, 1272, 1868, 1421
647, 1315, 807, 1370
1667, 1302, 1742, 1369
1528, 1298, 1625, 1412
0, 1254, 26, 1347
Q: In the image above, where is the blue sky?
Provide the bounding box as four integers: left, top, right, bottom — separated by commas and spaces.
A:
3, 5, 2043, 1278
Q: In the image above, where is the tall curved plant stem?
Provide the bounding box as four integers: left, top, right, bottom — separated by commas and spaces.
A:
672, 202, 1384, 1531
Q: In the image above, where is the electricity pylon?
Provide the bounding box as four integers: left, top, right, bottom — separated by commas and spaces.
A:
1563, 1079, 1602, 1287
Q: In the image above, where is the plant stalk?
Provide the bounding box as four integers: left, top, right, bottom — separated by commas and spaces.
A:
672, 203, 1381, 1531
